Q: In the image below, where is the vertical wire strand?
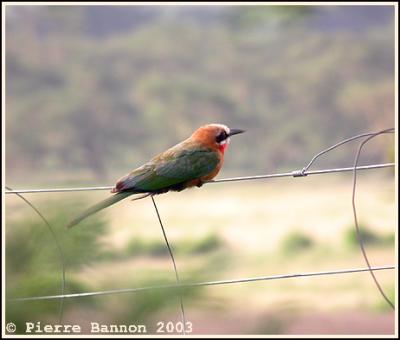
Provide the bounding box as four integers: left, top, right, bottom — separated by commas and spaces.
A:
352, 131, 395, 309
5, 186, 66, 322
150, 195, 187, 335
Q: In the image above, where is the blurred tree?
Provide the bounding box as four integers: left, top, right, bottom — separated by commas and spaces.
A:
5, 5, 395, 184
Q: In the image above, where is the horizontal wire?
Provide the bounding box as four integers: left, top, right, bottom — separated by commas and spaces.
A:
9, 265, 395, 302
209, 163, 394, 183
4, 163, 395, 194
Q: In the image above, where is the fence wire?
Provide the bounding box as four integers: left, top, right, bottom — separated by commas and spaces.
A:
5, 128, 396, 325
9, 265, 395, 302
351, 128, 395, 309
4, 163, 394, 194
4, 186, 66, 323
151, 195, 187, 335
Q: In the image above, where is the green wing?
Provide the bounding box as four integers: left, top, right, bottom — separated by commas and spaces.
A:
115, 142, 219, 192
68, 143, 219, 228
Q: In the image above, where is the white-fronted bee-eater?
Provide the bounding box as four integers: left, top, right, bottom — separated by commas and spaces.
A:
67, 124, 244, 228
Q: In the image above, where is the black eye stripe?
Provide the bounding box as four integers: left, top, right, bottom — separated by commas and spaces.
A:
216, 131, 228, 143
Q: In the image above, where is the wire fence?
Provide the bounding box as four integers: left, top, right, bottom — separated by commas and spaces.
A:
5, 128, 396, 333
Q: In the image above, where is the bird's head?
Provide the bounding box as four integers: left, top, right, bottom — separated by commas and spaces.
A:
191, 124, 245, 153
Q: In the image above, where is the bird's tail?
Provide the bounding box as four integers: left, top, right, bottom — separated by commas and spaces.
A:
67, 192, 133, 229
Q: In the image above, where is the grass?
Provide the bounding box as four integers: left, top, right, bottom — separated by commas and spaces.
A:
342, 224, 395, 249
280, 231, 314, 255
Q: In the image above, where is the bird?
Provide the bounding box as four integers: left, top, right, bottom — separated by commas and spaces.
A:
67, 123, 245, 228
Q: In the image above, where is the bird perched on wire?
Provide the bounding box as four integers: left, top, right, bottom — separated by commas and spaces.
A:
67, 123, 245, 228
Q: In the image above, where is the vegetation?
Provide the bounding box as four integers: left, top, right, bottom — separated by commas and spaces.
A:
5, 5, 394, 185
5, 201, 218, 334
120, 233, 223, 258
342, 224, 395, 249
6, 202, 106, 332
280, 231, 314, 255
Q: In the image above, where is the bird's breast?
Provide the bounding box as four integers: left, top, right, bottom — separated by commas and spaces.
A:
200, 156, 223, 181
184, 155, 223, 188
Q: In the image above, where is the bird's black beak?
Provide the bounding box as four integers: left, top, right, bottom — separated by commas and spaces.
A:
228, 128, 245, 137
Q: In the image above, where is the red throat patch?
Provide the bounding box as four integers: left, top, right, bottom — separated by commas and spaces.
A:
218, 143, 228, 153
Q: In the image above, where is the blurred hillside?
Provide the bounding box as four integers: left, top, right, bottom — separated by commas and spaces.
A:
5, 5, 395, 185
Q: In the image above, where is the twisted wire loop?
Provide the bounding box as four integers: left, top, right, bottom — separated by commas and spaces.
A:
299, 128, 395, 176
5, 186, 66, 323
151, 196, 187, 335
291, 127, 395, 309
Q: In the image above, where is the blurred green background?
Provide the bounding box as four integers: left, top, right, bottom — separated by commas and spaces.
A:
5, 4, 395, 335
